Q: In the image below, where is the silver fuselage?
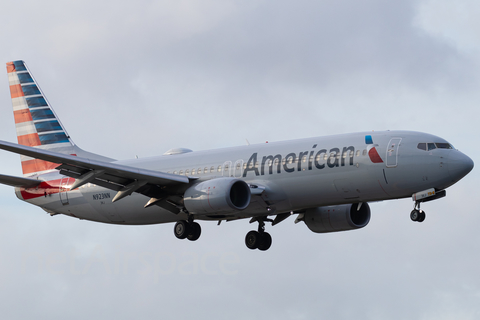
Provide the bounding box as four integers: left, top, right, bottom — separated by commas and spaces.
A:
17, 130, 473, 225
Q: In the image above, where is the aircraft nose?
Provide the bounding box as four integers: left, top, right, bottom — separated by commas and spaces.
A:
448, 151, 474, 182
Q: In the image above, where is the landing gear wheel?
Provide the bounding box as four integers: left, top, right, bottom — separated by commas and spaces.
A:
174, 220, 190, 239
245, 231, 261, 250
187, 222, 202, 241
410, 209, 426, 222
418, 210, 426, 222
410, 209, 420, 222
257, 232, 272, 251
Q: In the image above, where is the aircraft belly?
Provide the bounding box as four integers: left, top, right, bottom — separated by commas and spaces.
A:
80, 188, 182, 225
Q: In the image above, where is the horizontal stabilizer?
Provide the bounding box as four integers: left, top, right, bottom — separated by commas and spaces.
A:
0, 173, 41, 188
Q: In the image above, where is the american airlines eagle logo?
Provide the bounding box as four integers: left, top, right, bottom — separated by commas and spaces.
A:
365, 135, 383, 163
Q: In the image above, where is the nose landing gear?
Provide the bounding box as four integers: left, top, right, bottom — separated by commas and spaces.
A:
410, 189, 447, 223
410, 201, 426, 222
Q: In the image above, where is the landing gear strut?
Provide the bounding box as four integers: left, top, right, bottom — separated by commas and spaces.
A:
245, 220, 272, 251
410, 202, 426, 222
174, 220, 202, 241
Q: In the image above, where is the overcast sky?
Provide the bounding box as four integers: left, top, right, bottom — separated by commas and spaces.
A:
0, 0, 479, 319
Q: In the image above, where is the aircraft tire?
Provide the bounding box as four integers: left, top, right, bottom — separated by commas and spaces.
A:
187, 222, 202, 241
174, 220, 190, 239
418, 211, 426, 222
410, 209, 420, 222
245, 230, 260, 250
258, 232, 272, 251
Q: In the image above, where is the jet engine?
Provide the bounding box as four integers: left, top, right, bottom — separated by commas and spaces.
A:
183, 177, 251, 215
304, 203, 371, 233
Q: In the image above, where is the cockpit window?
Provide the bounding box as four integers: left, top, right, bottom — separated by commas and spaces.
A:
418, 142, 454, 151
435, 143, 453, 149
417, 143, 426, 151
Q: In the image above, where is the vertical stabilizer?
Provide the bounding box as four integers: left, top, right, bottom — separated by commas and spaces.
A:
7, 60, 78, 176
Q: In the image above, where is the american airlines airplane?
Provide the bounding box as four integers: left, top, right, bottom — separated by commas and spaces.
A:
0, 61, 474, 251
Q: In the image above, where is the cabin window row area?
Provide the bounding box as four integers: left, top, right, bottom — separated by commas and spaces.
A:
167, 148, 370, 176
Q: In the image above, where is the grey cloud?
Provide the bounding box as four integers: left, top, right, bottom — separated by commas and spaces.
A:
0, 0, 479, 319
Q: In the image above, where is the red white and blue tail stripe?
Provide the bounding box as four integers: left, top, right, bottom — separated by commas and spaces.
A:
7, 60, 76, 176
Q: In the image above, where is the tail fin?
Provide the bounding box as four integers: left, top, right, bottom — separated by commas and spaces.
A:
6, 60, 114, 177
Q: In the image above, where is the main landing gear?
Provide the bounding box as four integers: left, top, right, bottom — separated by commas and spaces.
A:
410, 202, 426, 222
245, 220, 272, 251
174, 220, 202, 241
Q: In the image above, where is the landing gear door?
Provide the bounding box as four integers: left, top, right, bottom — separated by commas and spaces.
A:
386, 138, 402, 168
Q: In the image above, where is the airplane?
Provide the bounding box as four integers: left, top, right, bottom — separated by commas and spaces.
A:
0, 60, 474, 251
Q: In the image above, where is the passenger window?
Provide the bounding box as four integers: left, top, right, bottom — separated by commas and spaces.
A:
362, 150, 367, 156
427, 143, 436, 151
224, 165, 229, 171
191, 169, 196, 175
217, 165, 222, 172
210, 166, 214, 173
173, 171, 177, 175
198, 168, 202, 174
356, 150, 360, 157
179, 170, 184, 175
185, 169, 189, 175
417, 143, 427, 151
204, 167, 208, 173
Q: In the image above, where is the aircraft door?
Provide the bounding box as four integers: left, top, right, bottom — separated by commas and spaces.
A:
222, 161, 232, 177
386, 138, 402, 168
59, 177, 70, 205
234, 160, 244, 178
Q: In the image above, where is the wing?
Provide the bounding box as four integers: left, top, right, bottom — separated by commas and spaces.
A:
0, 140, 192, 205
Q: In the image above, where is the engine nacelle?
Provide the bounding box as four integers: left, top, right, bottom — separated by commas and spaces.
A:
183, 177, 251, 215
304, 203, 371, 233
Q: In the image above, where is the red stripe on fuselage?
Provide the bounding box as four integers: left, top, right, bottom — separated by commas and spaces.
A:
368, 147, 384, 163
20, 178, 74, 200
